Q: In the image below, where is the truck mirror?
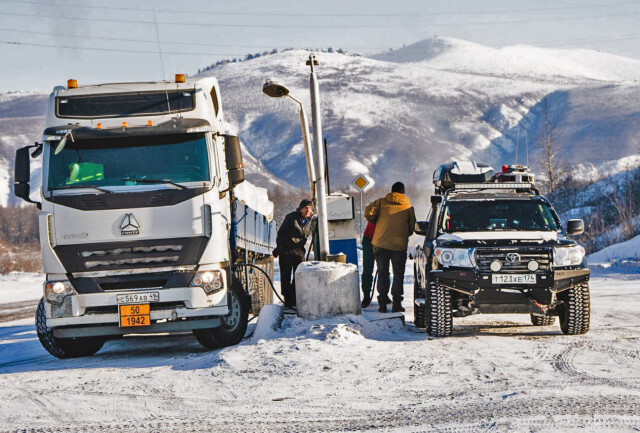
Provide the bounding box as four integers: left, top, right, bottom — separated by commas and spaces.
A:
430, 195, 443, 205
223, 135, 244, 190
14, 146, 30, 183
566, 219, 584, 236
14, 146, 40, 206
415, 221, 429, 236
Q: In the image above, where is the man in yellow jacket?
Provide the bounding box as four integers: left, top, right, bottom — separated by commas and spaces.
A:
364, 182, 416, 313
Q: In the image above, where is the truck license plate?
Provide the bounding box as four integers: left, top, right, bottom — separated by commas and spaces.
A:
116, 292, 159, 304
492, 274, 536, 284
119, 304, 150, 327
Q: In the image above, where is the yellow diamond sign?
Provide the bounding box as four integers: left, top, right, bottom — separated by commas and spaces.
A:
353, 175, 370, 191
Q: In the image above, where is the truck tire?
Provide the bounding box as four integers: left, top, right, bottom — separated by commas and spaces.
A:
413, 266, 426, 328
426, 283, 453, 337
530, 314, 555, 326
558, 283, 590, 335
35, 298, 105, 359
193, 278, 249, 349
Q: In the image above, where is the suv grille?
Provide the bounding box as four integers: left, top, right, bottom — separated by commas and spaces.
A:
474, 247, 551, 272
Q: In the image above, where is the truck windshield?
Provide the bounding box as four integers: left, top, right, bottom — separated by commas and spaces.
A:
441, 199, 559, 232
47, 133, 210, 190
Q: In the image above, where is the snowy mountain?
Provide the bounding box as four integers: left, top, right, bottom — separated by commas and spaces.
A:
1, 36, 640, 206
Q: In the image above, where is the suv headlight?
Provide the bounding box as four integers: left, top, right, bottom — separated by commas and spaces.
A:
44, 280, 76, 305
435, 247, 474, 268
553, 246, 585, 267
190, 270, 224, 294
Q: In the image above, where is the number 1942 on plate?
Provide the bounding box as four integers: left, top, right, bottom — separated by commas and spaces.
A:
119, 304, 150, 327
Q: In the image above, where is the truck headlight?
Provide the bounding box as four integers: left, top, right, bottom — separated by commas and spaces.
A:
191, 270, 224, 294
553, 246, 585, 267
44, 280, 76, 305
435, 248, 474, 268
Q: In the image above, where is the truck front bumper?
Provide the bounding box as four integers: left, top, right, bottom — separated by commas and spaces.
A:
46, 286, 228, 333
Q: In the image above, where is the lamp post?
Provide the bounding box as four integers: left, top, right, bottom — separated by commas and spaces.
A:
306, 54, 330, 261
262, 79, 316, 200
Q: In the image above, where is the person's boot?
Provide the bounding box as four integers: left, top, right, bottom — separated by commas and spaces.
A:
381, 294, 392, 305
392, 299, 405, 313
361, 291, 372, 308
377, 296, 387, 313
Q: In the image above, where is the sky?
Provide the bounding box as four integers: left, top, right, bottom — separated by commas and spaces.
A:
1, 0, 640, 92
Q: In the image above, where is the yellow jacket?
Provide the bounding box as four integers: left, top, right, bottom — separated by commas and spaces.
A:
364, 192, 416, 252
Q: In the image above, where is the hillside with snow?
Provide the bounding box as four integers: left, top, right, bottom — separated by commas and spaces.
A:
1, 37, 640, 205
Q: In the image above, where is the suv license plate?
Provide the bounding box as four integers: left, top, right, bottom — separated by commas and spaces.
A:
492, 274, 536, 284
116, 292, 159, 304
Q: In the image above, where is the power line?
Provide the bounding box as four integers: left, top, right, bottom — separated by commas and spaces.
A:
1, 8, 640, 29
0, 40, 244, 56
0, 0, 638, 17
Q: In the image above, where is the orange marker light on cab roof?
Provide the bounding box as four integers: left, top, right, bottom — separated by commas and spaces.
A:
148, 120, 153, 126
67, 79, 78, 89
175, 74, 185, 83
122, 121, 127, 128
96, 123, 102, 129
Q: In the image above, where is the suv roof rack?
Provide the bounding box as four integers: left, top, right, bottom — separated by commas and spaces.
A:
433, 161, 539, 195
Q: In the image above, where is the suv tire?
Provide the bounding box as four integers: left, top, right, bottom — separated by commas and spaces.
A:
36, 298, 106, 359
558, 283, 590, 335
426, 283, 453, 337
530, 314, 555, 326
413, 266, 426, 328
193, 278, 249, 349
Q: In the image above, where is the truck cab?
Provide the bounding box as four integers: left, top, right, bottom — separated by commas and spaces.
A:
413, 161, 590, 336
14, 76, 276, 358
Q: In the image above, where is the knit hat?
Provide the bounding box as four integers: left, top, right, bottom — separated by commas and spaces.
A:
298, 198, 312, 209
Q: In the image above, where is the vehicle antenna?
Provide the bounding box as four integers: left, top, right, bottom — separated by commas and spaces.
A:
152, 6, 170, 113
525, 125, 529, 167
515, 126, 520, 164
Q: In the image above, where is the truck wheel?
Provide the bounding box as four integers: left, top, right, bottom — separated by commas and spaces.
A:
413, 266, 426, 328
558, 283, 590, 335
35, 298, 105, 359
530, 314, 555, 326
426, 283, 453, 337
193, 279, 249, 349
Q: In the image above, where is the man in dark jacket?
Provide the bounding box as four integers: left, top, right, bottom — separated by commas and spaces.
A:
274, 199, 314, 307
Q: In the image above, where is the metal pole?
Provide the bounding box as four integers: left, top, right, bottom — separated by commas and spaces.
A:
360, 190, 363, 243
288, 94, 316, 200
308, 53, 330, 261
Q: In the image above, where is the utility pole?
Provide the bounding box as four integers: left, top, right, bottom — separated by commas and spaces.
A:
307, 53, 330, 261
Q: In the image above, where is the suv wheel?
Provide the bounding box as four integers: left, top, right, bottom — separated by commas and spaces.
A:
530, 314, 555, 326
36, 298, 106, 359
193, 278, 249, 349
413, 266, 426, 328
558, 283, 590, 335
426, 283, 453, 337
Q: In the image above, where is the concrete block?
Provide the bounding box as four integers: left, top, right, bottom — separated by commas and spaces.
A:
295, 261, 362, 320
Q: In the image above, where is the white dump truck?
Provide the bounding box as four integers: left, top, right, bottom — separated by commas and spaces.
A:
14, 75, 276, 358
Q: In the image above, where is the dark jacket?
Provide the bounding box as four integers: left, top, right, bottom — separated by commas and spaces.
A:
275, 210, 312, 258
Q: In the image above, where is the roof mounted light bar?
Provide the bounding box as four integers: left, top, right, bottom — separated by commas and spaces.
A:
453, 182, 534, 190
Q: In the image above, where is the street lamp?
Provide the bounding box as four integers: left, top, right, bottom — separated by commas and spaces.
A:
262, 79, 316, 200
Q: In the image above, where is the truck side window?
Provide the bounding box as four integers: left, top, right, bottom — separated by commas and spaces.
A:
210, 88, 219, 116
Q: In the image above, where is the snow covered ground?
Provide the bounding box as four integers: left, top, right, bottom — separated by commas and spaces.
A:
0, 261, 639, 432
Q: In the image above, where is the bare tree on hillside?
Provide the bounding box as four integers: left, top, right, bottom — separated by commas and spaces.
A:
538, 96, 564, 194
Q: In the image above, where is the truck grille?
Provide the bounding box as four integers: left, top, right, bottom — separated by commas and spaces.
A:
55, 237, 208, 273
474, 247, 551, 272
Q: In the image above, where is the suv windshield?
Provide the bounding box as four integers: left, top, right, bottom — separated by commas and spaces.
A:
441, 199, 559, 232
48, 133, 210, 190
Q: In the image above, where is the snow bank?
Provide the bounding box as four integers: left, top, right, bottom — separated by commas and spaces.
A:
250, 303, 283, 343
0, 273, 42, 304
234, 180, 274, 222
295, 261, 361, 320
588, 234, 640, 268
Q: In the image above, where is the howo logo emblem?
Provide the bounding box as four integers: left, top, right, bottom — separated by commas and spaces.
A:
120, 213, 140, 236
505, 253, 521, 264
